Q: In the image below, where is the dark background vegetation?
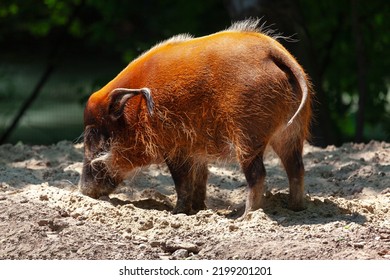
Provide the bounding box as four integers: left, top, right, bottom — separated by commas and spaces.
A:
0, 0, 389, 146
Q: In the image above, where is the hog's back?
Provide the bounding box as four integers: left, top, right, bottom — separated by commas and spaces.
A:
118, 32, 306, 158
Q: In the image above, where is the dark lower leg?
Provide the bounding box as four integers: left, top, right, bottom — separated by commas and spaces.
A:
286, 152, 305, 211
191, 162, 208, 211
278, 146, 306, 211
242, 152, 266, 214
166, 158, 195, 214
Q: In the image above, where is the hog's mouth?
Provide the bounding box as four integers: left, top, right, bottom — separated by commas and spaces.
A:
79, 151, 121, 198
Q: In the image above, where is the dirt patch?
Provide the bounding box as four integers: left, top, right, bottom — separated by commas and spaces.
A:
0, 141, 389, 259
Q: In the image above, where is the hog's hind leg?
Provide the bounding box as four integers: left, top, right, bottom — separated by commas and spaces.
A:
241, 149, 267, 215
271, 138, 306, 211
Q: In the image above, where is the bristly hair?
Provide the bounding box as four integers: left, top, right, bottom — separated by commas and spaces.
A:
227, 18, 298, 43
147, 33, 193, 53
132, 18, 296, 64
227, 18, 263, 33
162, 33, 194, 44
133, 33, 193, 63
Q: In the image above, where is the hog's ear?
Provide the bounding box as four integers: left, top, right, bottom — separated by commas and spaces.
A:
108, 87, 154, 120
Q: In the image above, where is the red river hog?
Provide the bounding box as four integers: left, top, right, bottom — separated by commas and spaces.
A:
79, 19, 312, 215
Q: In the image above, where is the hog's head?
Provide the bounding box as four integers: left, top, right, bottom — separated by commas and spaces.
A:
79, 87, 154, 198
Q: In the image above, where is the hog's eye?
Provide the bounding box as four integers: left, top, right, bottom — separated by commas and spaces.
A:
84, 126, 110, 157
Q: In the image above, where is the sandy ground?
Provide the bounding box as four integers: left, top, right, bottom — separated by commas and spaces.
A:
0, 140, 389, 260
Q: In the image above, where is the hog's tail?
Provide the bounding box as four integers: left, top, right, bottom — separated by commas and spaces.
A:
269, 44, 309, 127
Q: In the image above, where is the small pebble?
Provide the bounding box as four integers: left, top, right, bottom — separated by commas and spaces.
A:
150, 241, 161, 247
58, 210, 70, 217
123, 233, 132, 240
170, 222, 181, 229
138, 220, 154, 231
38, 219, 50, 226
172, 249, 189, 259
353, 242, 366, 249
39, 194, 49, 201
163, 240, 200, 253
229, 225, 239, 231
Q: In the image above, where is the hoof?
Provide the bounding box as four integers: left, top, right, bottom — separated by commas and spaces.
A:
191, 202, 207, 213
288, 200, 307, 212
172, 205, 191, 215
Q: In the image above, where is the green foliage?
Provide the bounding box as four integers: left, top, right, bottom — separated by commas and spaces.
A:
0, 0, 229, 52
0, 0, 77, 43
300, 0, 389, 142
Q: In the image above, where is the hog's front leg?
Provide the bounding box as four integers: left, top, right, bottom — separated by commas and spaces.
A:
166, 156, 196, 214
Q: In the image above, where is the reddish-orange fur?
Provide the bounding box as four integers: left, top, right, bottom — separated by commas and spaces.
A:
80, 20, 312, 215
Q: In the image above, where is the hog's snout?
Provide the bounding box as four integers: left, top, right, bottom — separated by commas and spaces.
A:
79, 159, 119, 199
